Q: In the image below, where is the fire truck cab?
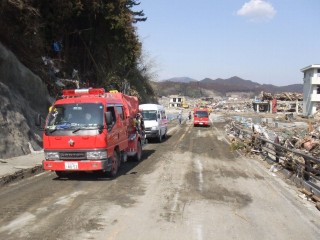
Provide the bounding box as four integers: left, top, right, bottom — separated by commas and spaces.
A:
37, 88, 143, 178
193, 108, 210, 127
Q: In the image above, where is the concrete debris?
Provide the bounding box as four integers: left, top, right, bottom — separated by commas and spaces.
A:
159, 91, 306, 115
225, 113, 320, 185
225, 114, 320, 158
269, 164, 283, 173
298, 194, 308, 200
259, 91, 303, 101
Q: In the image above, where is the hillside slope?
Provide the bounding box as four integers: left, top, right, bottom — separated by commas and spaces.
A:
0, 1, 158, 158
0, 43, 51, 158
0, 1, 156, 103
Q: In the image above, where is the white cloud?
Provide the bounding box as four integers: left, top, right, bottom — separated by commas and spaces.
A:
236, 0, 276, 22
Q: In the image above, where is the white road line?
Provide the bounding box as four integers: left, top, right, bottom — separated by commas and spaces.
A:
169, 187, 181, 222
171, 191, 180, 213
196, 158, 203, 192
195, 224, 204, 240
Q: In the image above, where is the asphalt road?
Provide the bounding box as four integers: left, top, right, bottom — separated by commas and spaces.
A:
0, 115, 319, 240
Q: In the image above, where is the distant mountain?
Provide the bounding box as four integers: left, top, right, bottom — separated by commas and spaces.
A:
199, 76, 262, 93
151, 76, 303, 98
162, 77, 197, 83
275, 84, 303, 92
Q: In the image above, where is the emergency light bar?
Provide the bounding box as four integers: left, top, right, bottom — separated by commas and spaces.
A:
63, 88, 105, 97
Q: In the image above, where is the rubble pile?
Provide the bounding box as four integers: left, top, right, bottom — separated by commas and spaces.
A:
225, 116, 320, 156
312, 111, 320, 120
213, 100, 253, 112
277, 101, 302, 112
225, 115, 320, 181
259, 91, 303, 101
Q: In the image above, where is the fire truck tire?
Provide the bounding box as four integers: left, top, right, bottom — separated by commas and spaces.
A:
134, 141, 142, 162
118, 152, 122, 168
108, 150, 119, 178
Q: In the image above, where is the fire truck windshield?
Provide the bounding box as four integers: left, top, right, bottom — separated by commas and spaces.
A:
46, 103, 104, 130
195, 111, 208, 118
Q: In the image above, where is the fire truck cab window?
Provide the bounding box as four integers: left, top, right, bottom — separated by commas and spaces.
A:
106, 106, 116, 130
115, 106, 124, 120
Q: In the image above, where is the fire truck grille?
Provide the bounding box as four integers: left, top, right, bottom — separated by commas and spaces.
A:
59, 152, 86, 160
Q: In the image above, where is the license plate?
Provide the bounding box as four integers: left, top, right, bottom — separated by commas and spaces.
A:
65, 162, 78, 169
199, 122, 203, 125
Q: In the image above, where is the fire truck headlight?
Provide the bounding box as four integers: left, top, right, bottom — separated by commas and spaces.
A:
45, 152, 59, 160
87, 151, 107, 160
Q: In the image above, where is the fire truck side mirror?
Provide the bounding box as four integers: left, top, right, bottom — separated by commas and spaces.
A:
35, 113, 42, 127
106, 112, 113, 126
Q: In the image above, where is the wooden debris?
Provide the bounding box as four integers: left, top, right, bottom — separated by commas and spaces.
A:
298, 188, 313, 198
259, 91, 303, 101
311, 195, 320, 203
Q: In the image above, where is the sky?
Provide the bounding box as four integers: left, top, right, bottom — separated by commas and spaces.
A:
135, 0, 320, 86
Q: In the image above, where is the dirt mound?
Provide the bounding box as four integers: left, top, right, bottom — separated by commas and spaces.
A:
0, 42, 51, 159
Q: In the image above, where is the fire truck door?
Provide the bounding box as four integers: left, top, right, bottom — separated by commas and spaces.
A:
115, 105, 127, 144
106, 106, 118, 151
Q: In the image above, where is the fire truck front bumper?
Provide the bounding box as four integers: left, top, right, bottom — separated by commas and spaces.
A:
194, 121, 210, 126
43, 159, 110, 171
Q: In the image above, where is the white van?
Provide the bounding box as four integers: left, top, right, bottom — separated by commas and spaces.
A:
139, 104, 168, 142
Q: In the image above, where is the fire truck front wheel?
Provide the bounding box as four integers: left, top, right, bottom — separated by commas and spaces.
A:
108, 150, 119, 178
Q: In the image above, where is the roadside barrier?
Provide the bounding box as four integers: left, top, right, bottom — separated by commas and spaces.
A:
228, 121, 320, 197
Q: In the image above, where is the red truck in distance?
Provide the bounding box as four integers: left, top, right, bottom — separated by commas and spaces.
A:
193, 108, 210, 127
36, 88, 144, 178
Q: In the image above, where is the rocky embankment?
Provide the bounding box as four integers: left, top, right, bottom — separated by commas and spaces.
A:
0, 42, 51, 159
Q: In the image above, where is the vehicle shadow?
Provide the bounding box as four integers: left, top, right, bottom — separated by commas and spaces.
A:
52, 149, 156, 181
193, 125, 211, 128
145, 134, 171, 144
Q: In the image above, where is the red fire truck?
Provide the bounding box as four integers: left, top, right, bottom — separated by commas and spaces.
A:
193, 108, 210, 127
36, 88, 143, 178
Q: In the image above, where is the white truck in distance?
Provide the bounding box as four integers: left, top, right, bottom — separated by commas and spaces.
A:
139, 104, 168, 142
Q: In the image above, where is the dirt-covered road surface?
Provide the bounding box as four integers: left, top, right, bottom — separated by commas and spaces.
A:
0, 114, 319, 240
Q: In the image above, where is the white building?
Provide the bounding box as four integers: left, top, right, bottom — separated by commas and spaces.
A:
301, 64, 320, 116
169, 95, 183, 108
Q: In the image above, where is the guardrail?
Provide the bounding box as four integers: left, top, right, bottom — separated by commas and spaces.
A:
229, 122, 320, 195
